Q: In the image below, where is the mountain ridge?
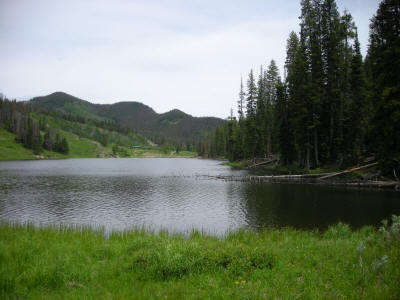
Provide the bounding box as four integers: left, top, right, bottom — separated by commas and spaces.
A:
28, 92, 225, 143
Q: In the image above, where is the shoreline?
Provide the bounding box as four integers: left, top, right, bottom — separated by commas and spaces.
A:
218, 160, 400, 191
0, 152, 200, 162
208, 173, 400, 191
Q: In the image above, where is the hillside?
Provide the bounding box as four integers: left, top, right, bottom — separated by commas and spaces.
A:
29, 92, 108, 122
0, 126, 111, 160
1, 95, 198, 160
0, 119, 197, 161
28, 92, 226, 143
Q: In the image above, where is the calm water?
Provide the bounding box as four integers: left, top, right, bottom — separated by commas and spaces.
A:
0, 158, 399, 234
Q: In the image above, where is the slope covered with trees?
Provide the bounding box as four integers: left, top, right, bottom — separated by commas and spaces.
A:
201, 0, 399, 177
0, 95, 199, 160
29, 92, 225, 148
0, 97, 69, 156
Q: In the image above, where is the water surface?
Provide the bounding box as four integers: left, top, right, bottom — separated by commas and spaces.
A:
0, 158, 399, 234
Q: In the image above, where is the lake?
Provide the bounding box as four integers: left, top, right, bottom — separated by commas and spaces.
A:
0, 158, 399, 235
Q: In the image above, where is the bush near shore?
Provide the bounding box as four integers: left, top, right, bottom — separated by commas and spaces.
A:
1, 218, 400, 299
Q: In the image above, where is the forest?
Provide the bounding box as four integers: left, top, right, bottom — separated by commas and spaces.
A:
199, 0, 399, 176
0, 98, 69, 155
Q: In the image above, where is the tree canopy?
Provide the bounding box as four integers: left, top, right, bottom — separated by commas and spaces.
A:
199, 0, 399, 176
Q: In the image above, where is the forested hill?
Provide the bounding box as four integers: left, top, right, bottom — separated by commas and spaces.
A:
200, 0, 400, 176
28, 92, 225, 144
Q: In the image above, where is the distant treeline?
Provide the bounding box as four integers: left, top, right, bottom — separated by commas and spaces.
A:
0, 98, 69, 154
200, 0, 399, 175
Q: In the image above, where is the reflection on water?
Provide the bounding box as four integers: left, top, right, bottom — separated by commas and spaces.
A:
243, 183, 400, 230
0, 158, 399, 234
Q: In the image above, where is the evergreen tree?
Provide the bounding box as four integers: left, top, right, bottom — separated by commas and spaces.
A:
238, 78, 245, 120
283, 31, 300, 165
275, 80, 295, 165
299, 0, 324, 166
245, 69, 258, 158
285, 31, 299, 88
368, 0, 400, 175
58, 138, 69, 154
265, 60, 280, 155
346, 32, 368, 162
321, 0, 342, 161
246, 69, 257, 117
256, 66, 266, 156
292, 39, 313, 170
43, 128, 55, 151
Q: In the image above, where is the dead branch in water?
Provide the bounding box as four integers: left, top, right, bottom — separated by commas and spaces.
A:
318, 162, 378, 180
248, 158, 279, 169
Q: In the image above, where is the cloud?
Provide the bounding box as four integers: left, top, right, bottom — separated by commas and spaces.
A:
0, 0, 379, 118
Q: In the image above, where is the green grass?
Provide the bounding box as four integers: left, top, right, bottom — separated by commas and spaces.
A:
221, 161, 243, 168
0, 128, 36, 161
173, 150, 198, 158
1, 222, 399, 299
110, 145, 198, 158
65, 134, 109, 158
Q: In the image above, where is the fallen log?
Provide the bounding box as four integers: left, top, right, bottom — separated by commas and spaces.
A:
319, 181, 400, 191
248, 158, 278, 168
203, 173, 332, 182
248, 173, 332, 180
200, 174, 400, 190
318, 162, 378, 180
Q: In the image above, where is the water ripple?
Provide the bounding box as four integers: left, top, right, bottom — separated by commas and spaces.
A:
1, 158, 399, 234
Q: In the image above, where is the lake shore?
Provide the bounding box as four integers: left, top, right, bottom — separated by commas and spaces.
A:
1, 221, 399, 299
220, 160, 400, 191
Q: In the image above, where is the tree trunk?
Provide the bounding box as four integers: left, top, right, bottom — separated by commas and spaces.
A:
330, 105, 334, 153
314, 128, 319, 167
318, 162, 378, 180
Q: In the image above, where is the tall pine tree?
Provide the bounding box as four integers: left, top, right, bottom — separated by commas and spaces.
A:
368, 0, 400, 175
245, 69, 258, 158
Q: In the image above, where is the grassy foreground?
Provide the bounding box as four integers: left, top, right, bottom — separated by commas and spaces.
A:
1, 220, 400, 299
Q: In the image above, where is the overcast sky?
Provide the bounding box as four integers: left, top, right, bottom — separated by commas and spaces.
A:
0, 0, 379, 118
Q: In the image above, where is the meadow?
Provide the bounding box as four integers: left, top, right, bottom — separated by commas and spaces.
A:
0, 127, 197, 161
1, 217, 399, 299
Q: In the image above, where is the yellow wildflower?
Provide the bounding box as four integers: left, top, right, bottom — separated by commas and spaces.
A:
234, 281, 239, 285
241, 280, 246, 284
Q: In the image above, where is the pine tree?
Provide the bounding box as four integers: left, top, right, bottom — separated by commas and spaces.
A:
283, 31, 300, 165
43, 128, 55, 151
368, 0, 400, 175
321, 0, 342, 161
265, 60, 280, 155
245, 69, 258, 158
292, 39, 313, 170
238, 78, 245, 120
256, 66, 266, 156
346, 32, 367, 162
285, 31, 299, 87
58, 138, 69, 154
299, 0, 324, 167
275, 80, 295, 165
246, 69, 257, 117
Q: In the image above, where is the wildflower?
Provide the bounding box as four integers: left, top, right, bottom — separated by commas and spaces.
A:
241, 280, 246, 284
234, 281, 239, 285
